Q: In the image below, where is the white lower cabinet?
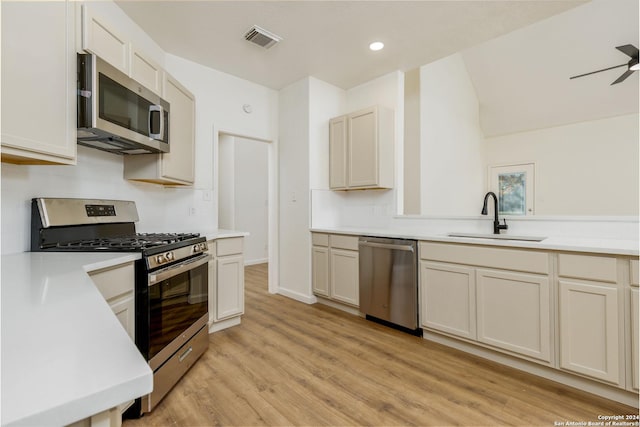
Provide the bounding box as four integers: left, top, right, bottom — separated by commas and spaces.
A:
559, 280, 622, 385
330, 248, 359, 306
215, 254, 245, 320
476, 269, 551, 362
311, 233, 359, 308
87, 261, 136, 420
419, 242, 552, 363
208, 237, 245, 331
630, 287, 639, 391
88, 262, 135, 340
420, 261, 476, 340
312, 246, 330, 297
557, 253, 625, 387
66, 407, 122, 427
630, 259, 639, 392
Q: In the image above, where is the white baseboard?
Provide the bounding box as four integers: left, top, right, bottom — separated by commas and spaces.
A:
277, 287, 317, 304
314, 296, 362, 316
209, 316, 241, 333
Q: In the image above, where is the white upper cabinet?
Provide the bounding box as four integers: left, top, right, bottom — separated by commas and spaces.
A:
329, 116, 348, 189
329, 106, 394, 190
81, 4, 129, 73
1, 1, 77, 165
124, 72, 195, 185
129, 45, 163, 95
81, 3, 195, 186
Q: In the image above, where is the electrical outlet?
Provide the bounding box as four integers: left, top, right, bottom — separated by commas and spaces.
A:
188, 207, 196, 216
203, 191, 212, 202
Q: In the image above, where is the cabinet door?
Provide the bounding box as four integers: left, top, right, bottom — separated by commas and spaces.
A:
110, 293, 135, 340
208, 257, 216, 326
348, 107, 378, 188
216, 254, 245, 321
330, 249, 359, 306
160, 73, 195, 184
312, 246, 330, 297
329, 116, 348, 189
1, 1, 76, 164
630, 287, 639, 391
476, 269, 551, 362
81, 4, 128, 73
559, 280, 621, 384
421, 261, 476, 340
130, 46, 162, 95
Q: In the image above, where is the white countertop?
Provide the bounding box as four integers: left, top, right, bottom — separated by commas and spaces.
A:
203, 228, 250, 241
1, 252, 153, 426
311, 227, 639, 256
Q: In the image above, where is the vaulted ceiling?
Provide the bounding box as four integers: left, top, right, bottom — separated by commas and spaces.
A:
116, 0, 639, 136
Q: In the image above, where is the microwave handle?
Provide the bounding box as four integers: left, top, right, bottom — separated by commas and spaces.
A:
149, 104, 165, 140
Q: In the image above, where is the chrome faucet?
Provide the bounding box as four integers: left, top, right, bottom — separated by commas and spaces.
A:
482, 191, 508, 234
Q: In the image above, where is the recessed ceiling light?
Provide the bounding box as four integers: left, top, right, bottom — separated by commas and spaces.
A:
369, 41, 384, 51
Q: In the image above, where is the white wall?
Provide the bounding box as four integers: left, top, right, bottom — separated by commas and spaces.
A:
309, 78, 347, 190
485, 113, 639, 216
420, 53, 486, 216
233, 137, 269, 265
217, 134, 235, 229
278, 78, 314, 303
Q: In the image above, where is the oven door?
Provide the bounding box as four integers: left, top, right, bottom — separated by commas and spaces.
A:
147, 253, 211, 369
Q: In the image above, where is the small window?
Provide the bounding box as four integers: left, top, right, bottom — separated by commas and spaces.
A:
489, 163, 535, 215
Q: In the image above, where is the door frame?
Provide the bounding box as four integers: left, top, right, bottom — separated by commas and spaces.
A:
214, 127, 279, 295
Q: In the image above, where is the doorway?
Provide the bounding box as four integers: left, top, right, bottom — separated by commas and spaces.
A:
217, 132, 277, 294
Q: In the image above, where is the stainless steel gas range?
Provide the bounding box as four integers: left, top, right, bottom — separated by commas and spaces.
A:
31, 198, 210, 418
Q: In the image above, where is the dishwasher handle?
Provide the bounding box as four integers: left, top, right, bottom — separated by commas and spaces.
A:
359, 240, 415, 252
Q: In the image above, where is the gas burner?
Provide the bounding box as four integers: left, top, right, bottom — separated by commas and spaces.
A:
49, 232, 201, 251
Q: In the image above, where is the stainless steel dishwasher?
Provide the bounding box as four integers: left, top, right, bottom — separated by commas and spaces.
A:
358, 236, 420, 334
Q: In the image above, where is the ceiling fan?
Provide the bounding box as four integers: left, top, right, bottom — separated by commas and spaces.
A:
569, 44, 639, 85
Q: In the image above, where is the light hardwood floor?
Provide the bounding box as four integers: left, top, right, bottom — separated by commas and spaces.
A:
124, 263, 637, 426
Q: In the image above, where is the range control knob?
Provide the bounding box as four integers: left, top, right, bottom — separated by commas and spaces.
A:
165, 252, 174, 261
156, 254, 166, 264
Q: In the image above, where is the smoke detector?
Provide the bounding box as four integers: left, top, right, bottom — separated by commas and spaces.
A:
244, 25, 282, 49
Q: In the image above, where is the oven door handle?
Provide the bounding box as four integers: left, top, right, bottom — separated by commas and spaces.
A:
148, 253, 212, 286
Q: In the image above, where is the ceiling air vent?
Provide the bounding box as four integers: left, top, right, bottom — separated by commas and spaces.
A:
244, 25, 282, 49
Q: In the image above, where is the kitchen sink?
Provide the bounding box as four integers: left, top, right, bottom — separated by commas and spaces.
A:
447, 232, 547, 242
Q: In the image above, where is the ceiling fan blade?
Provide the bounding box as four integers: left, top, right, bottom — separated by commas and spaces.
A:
611, 69, 635, 85
616, 44, 639, 58
569, 63, 627, 80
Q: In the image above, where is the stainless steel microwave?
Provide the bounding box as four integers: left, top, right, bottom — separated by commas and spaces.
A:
77, 53, 170, 154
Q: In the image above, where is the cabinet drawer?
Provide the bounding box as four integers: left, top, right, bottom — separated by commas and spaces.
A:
89, 262, 135, 301
631, 259, 639, 287
558, 253, 617, 283
419, 242, 548, 274
312, 233, 329, 247
330, 234, 359, 251
216, 237, 243, 256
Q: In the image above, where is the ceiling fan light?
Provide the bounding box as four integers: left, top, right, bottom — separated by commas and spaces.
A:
630, 63, 640, 71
